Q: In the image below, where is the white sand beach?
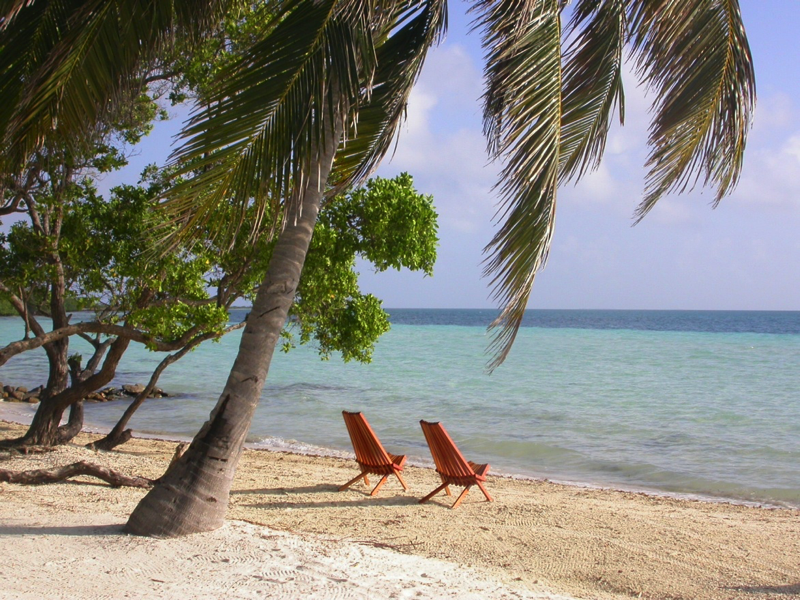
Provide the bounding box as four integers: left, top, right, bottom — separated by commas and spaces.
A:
2, 505, 560, 600
1, 420, 799, 600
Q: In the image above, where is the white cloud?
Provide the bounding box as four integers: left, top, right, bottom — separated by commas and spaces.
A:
751, 93, 794, 133
565, 163, 622, 205
379, 43, 498, 235
733, 130, 800, 209
401, 87, 437, 141
723, 92, 800, 210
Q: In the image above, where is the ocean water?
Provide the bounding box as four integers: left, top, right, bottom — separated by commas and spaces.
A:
1, 309, 798, 508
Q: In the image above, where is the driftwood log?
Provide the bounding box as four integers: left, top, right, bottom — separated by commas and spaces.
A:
0, 461, 155, 488
0, 443, 188, 489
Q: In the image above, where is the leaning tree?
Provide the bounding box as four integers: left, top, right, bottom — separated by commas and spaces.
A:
0, 0, 755, 536
1, 0, 437, 449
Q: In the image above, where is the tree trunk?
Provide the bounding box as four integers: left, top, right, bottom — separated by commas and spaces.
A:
19, 400, 69, 447
56, 400, 84, 445
4, 337, 130, 447
43, 263, 71, 400
125, 103, 345, 538
38, 218, 72, 408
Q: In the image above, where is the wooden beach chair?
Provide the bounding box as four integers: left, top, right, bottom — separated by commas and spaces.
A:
339, 411, 409, 496
419, 420, 493, 509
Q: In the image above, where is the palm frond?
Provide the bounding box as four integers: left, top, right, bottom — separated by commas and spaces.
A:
628, 0, 755, 221
162, 0, 444, 244
0, 0, 231, 168
472, 0, 562, 371
333, 0, 447, 188
160, 0, 367, 239
0, 0, 33, 28
559, 0, 626, 181
0, 0, 73, 167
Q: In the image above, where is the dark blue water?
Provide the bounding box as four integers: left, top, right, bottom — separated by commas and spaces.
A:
382, 308, 800, 335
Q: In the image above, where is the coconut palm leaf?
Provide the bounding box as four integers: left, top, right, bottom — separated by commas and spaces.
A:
0, 0, 80, 167
161, 0, 367, 235
163, 0, 446, 240
0, 0, 38, 26
628, 0, 755, 221
332, 0, 447, 187
559, 0, 626, 180
473, 0, 562, 370
0, 0, 57, 140
0, 0, 230, 168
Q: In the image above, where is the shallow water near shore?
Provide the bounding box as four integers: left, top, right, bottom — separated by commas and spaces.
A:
2, 309, 799, 508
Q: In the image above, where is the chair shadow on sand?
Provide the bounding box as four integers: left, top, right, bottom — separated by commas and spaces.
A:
233, 483, 418, 511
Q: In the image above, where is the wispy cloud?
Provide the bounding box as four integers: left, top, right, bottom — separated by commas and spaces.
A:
379, 44, 498, 235
732, 94, 800, 210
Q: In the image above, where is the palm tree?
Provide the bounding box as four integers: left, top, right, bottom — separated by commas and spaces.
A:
1, 0, 755, 536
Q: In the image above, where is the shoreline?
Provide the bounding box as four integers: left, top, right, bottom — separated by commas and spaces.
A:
2, 420, 799, 600
1, 402, 794, 512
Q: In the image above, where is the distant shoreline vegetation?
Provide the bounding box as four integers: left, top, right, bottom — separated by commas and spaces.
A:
0, 297, 101, 317
0, 298, 13, 316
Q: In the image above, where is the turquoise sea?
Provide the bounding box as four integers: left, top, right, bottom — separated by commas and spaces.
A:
1, 309, 798, 508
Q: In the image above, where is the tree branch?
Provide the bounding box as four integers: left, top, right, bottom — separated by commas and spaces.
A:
89, 322, 245, 451
0, 194, 23, 216
0, 320, 211, 367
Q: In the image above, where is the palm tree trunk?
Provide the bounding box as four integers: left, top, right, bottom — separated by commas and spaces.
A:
125, 103, 345, 538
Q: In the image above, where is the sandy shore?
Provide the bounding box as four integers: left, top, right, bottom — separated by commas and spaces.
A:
1, 421, 798, 600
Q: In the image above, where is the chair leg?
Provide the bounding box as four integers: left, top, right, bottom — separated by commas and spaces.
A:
394, 471, 409, 491
476, 481, 493, 502
339, 472, 367, 492
419, 483, 449, 504
439, 475, 452, 496
363, 474, 370, 487
370, 475, 390, 496
451, 486, 471, 509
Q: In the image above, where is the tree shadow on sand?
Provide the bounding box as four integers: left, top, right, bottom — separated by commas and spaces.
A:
233, 483, 339, 495
233, 483, 418, 510
0, 523, 123, 536
726, 583, 800, 596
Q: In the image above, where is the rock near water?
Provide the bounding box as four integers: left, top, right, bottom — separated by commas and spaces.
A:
1, 385, 40, 403
1, 382, 169, 403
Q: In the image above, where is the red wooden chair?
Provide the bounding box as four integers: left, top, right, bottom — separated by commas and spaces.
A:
419, 420, 493, 509
339, 411, 409, 496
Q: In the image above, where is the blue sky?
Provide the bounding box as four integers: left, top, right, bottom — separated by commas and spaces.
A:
360, 0, 800, 310
23, 0, 800, 311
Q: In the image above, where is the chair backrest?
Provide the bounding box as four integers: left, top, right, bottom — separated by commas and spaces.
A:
419, 420, 475, 478
342, 411, 392, 467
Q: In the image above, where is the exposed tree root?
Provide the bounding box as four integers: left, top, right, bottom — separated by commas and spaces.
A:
86, 429, 133, 452
0, 444, 57, 456
0, 461, 155, 488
